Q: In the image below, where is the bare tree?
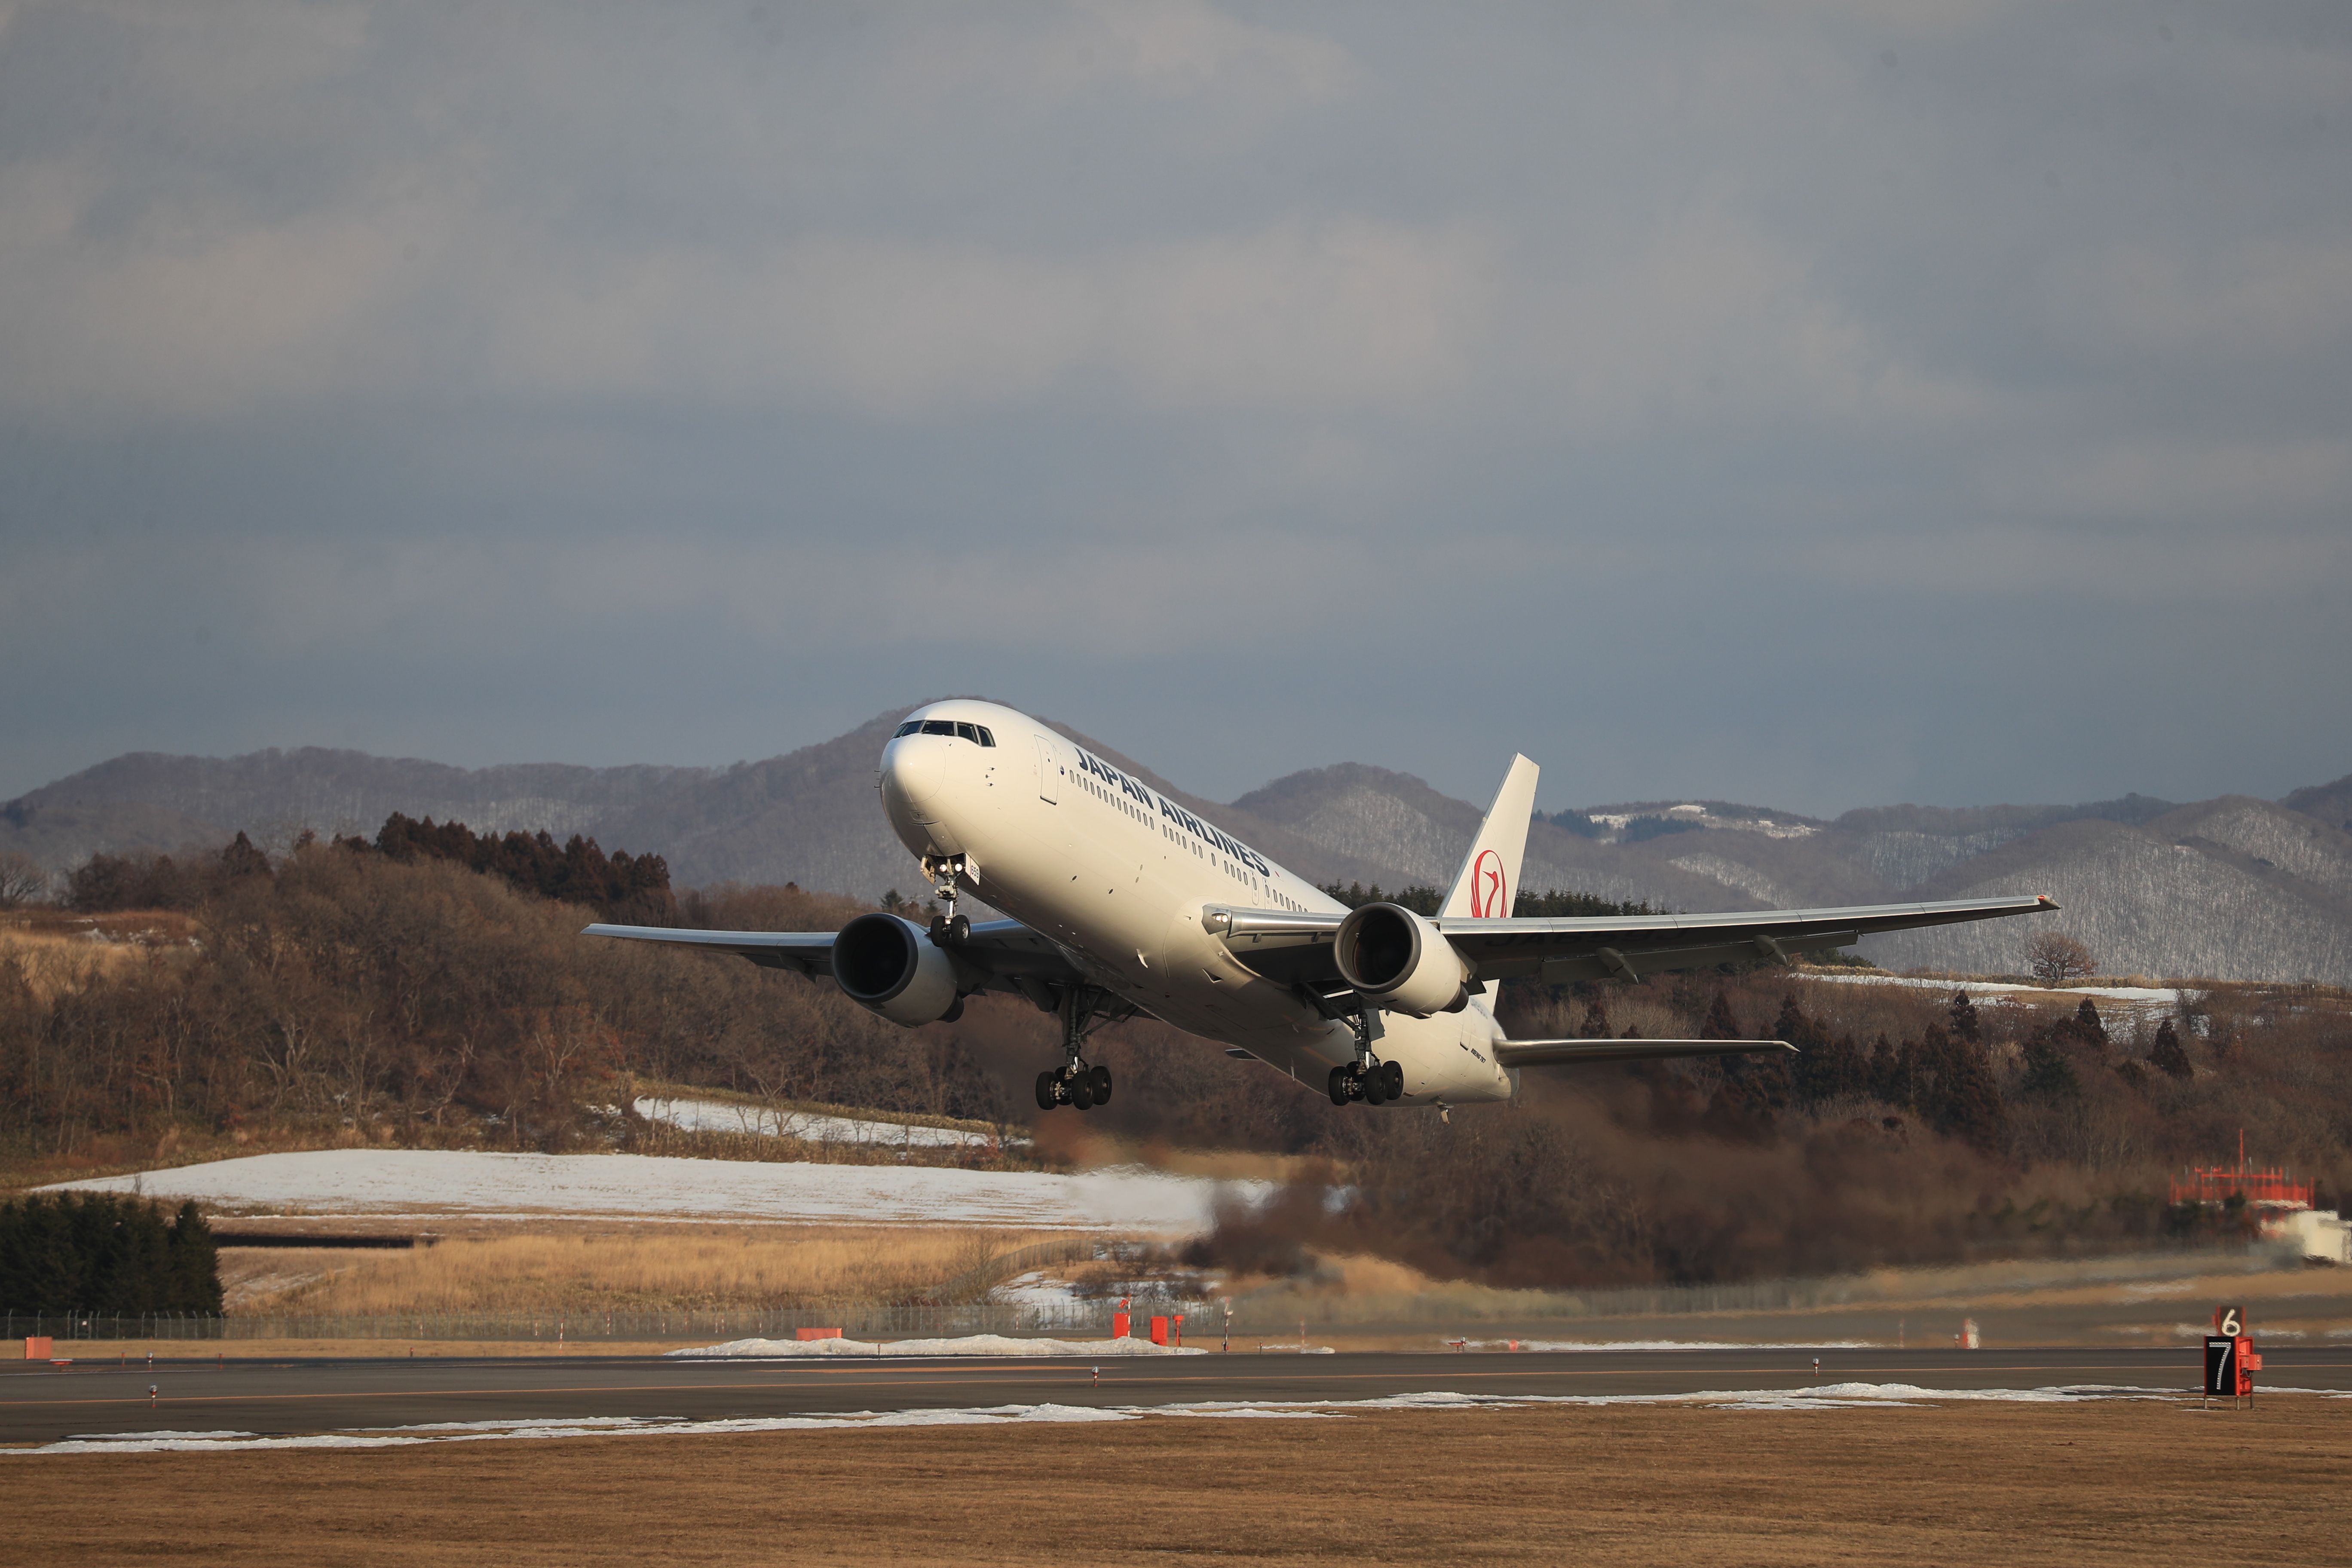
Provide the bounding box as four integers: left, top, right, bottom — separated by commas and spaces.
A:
2026, 931, 2098, 985
0, 851, 49, 909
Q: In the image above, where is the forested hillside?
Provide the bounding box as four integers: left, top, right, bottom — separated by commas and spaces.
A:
5, 833, 2348, 1292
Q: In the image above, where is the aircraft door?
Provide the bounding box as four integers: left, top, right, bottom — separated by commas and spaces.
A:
1033, 734, 1059, 802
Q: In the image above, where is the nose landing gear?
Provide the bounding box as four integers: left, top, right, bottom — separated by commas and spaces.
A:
921, 854, 972, 945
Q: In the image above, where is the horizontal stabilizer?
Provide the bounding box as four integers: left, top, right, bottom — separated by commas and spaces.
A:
1494, 1038, 1795, 1067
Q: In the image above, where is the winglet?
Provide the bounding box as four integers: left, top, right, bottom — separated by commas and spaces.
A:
1439, 754, 1540, 919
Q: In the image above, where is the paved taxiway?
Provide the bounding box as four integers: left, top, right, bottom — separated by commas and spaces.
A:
6, 1346, 2346, 1443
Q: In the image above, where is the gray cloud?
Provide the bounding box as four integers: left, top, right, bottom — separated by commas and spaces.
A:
2, 1, 2347, 816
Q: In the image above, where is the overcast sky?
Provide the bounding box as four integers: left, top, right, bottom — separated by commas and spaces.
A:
2, 2, 2346, 816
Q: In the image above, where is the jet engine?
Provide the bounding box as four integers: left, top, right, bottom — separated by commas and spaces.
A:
1333, 902, 1470, 1017
830, 913, 962, 1026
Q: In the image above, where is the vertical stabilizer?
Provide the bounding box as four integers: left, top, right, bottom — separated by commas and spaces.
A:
1439, 755, 1540, 919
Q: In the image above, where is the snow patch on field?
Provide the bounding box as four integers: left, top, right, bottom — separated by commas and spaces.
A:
40, 1149, 1262, 1232
633, 1098, 1006, 1149
670, 1335, 1207, 1359
13, 1384, 2197, 1455
987, 1269, 1083, 1307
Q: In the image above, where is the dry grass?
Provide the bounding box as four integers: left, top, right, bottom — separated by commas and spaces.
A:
0, 913, 197, 1004
235, 1225, 1066, 1314
21, 1339, 692, 1360
8, 1400, 2348, 1564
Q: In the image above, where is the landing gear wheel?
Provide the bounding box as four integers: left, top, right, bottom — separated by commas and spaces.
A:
1327, 1066, 1352, 1107
1089, 1064, 1112, 1105
1036, 1070, 1059, 1111
947, 914, 971, 944
1069, 1075, 1096, 1112
1364, 1066, 1389, 1106
1382, 1061, 1405, 1101
930, 914, 948, 941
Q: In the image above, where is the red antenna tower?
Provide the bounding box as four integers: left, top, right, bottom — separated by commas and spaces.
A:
2170, 1128, 2313, 1210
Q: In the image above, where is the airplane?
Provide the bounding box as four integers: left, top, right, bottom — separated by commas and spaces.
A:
585, 699, 2058, 1117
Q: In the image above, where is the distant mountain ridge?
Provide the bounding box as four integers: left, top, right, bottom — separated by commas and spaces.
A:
6, 710, 2349, 986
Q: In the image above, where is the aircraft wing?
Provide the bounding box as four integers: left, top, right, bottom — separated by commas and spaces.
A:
1211, 893, 2058, 991
582, 918, 1087, 996
582, 924, 839, 975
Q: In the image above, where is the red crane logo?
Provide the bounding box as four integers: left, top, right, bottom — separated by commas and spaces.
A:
1470, 849, 1507, 918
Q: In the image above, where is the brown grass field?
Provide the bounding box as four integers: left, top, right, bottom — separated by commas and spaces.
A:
221, 1226, 1066, 1315
9, 1399, 2349, 1565
0, 910, 197, 1004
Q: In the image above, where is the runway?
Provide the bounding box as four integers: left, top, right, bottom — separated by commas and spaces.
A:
7, 1345, 2346, 1445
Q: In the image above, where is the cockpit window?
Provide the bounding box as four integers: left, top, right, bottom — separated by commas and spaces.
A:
898, 718, 995, 744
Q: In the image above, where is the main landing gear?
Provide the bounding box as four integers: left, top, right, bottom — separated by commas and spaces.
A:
1040, 1061, 1114, 1112
1036, 984, 1122, 1112
1327, 1006, 1404, 1106
1329, 1059, 1404, 1106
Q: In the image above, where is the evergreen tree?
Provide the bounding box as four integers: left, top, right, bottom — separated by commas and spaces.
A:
2060, 997, 2109, 1056
1699, 991, 1743, 1041
359, 814, 675, 924
1893, 1038, 1922, 1109
1867, 1035, 1900, 1102
1948, 990, 1980, 1043
1576, 999, 1611, 1040
1514, 889, 1653, 918
1769, 995, 1838, 1107
2019, 1028, 2083, 1105
165, 1201, 223, 1314
2149, 1018, 2193, 1080
0, 1194, 221, 1314
1815, 1033, 1869, 1102
1920, 1026, 2006, 1152
1742, 1044, 1795, 1115
218, 831, 273, 880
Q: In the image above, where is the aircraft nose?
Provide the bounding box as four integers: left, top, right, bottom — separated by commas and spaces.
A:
879, 734, 945, 824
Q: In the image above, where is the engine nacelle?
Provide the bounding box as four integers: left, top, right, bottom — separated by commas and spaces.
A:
1333, 902, 1470, 1017
830, 913, 961, 1026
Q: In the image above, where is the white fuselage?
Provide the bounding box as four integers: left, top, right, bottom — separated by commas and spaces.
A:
878, 700, 1516, 1106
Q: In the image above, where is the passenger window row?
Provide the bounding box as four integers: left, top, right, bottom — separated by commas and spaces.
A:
893, 720, 997, 746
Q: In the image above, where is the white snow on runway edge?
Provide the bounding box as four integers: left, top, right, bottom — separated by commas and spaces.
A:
671, 1335, 1208, 1359
14, 1384, 2210, 1455
39, 1148, 1265, 1232
1458, 1340, 1880, 1353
